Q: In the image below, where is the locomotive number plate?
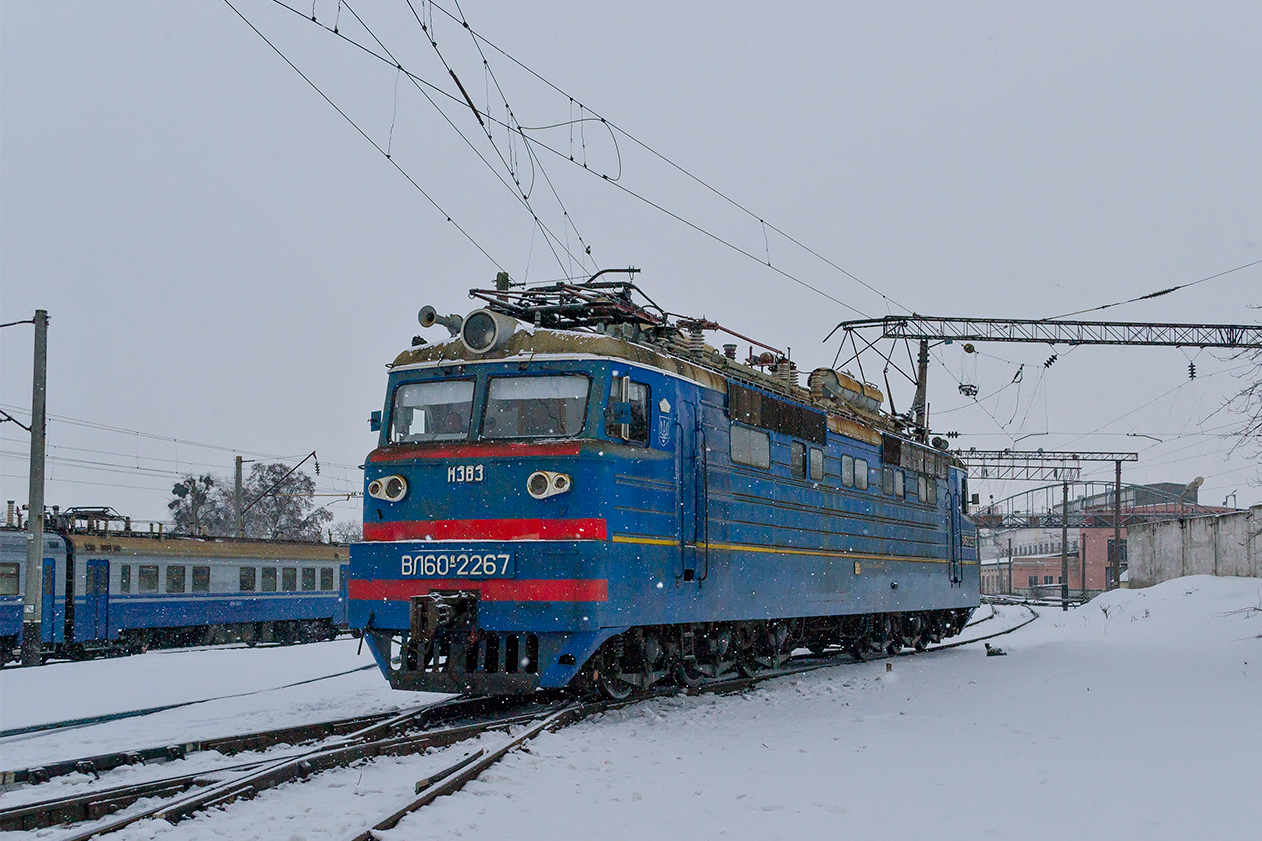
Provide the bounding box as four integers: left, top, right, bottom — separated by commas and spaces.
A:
401, 549, 514, 578
447, 464, 484, 483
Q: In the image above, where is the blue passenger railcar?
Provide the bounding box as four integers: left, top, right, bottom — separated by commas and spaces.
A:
0, 529, 70, 660
350, 279, 979, 697
1, 526, 350, 663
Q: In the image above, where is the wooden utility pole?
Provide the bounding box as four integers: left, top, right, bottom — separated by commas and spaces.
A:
22, 310, 49, 666
235, 455, 244, 538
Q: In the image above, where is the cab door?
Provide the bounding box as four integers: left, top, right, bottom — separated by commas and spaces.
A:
947, 471, 963, 586
677, 400, 699, 582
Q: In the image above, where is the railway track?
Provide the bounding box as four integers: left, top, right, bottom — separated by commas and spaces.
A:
2, 606, 1038, 839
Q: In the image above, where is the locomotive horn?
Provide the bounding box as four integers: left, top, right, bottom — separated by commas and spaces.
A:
419, 305, 464, 338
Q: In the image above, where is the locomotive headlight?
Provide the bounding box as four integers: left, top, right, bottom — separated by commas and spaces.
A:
368, 474, 408, 502
460, 308, 518, 354
527, 471, 571, 499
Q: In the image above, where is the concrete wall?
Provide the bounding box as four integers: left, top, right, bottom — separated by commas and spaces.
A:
1128, 505, 1262, 588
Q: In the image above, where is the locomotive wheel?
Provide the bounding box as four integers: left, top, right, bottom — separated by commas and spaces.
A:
592, 644, 638, 700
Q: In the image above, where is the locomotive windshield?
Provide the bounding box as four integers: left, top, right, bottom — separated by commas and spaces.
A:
391, 380, 474, 443
482, 375, 589, 439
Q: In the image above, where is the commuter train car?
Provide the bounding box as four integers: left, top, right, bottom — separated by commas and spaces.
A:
0, 525, 349, 663
349, 276, 979, 697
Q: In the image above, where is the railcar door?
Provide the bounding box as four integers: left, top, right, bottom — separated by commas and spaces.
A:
41, 558, 57, 643
85, 559, 109, 640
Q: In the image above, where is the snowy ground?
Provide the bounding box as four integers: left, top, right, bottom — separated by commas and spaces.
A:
2, 575, 1259, 840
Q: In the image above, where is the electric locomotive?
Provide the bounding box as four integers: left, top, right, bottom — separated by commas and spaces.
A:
349, 273, 978, 697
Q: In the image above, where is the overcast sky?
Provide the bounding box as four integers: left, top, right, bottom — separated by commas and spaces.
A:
3, 0, 1260, 525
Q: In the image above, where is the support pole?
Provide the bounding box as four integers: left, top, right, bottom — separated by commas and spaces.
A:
1007, 538, 1013, 595
235, 456, 244, 538
911, 339, 930, 442
1112, 459, 1122, 590
1061, 480, 1069, 611
21, 310, 49, 667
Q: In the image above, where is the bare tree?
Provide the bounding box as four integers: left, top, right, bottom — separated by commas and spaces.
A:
168, 474, 223, 534
166, 463, 331, 541
239, 462, 332, 541
330, 519, 363, 543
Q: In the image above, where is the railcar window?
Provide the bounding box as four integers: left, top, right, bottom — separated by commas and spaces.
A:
730, 423, 771, 468
240, 566, 257, 592
893, 470, 905, 497
855, 458, 869, 490
604, 379, 650, 444
120, 564, 131, 594
191, 566, 210, 593
919, 475, 929, 504
483, 375, 589, 439
0, 563, 18, 596
301, 567, 316, 591
166, 565, 186, 594
390, 380, 475, 443
841, 455, 855, 487
882, 468, 895, 496
810, 447, 825, 481
790, 441, 807, 479
320, 567, 334, 591
139, 565, 159, 593
261, 567, 277, 592
282, 567, 297, 591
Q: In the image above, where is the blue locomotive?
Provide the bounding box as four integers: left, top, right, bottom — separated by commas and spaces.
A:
0, 517, 349, 664
350, 275, 978, 697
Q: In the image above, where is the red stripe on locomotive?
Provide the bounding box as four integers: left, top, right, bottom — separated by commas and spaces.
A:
363, 518, 607, 542
348, 578, 609, 602
367, 442, 582, 462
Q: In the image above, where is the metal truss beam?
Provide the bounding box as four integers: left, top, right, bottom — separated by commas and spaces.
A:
955, 450, 1138, 482
835, 316, 1262, 349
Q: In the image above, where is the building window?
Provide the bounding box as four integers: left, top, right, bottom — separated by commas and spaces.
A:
855, 459, 869, 490
1028, 575, 1038, 587
1043, 575, 1053, 585
240, 567, 257, 592
809, 447, 825, 482
730, 423, 771, 468
261, 567, 278, 592
166, 565, 186, 594
282, 567, 297, 592
119, 564, 131, 594
790, 441, 807, 479
320, 567, 335, 591
191, 566, 211, 593
301, 567, 316, 591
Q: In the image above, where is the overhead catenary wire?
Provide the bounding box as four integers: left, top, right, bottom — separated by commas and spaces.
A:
419, 0, 900, 315
1044, 258, 1262, 321
221, 0, 506, 273
260, 0, 881, 316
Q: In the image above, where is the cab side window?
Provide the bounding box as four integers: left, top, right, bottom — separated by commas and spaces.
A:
606, 378, 650, 445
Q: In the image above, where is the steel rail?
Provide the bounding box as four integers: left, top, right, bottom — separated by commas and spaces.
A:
16, 609, 1041, 837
